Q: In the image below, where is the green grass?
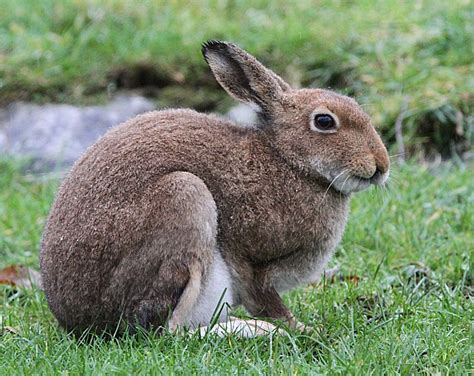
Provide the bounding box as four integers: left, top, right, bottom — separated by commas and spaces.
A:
0, 159, 472, 374
1, 0, 473, 155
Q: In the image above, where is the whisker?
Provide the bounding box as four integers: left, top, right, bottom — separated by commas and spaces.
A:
320, 169, 349, 203
386, 176, 401, 187
339, 174, 352, 199
389, 153, 404, 158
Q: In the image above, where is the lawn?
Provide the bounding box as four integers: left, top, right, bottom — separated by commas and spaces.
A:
0, 160, 472, 374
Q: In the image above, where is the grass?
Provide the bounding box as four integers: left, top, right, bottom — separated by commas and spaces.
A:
1, 1, 473, 373
1, 0, 473, 155
0, 159, 472, 374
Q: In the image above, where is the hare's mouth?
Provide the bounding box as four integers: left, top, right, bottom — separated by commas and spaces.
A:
309, 158, 389, 195
329, 170, 389, 195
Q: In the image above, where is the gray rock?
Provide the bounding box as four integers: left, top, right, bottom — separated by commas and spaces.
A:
0, 95, 155, 171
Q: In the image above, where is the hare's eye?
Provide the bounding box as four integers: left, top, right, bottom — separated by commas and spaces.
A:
310, 109, 339, 133
314, 114, 335, 131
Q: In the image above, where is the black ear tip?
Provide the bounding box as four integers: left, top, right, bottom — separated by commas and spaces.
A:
201, 40, 228, 58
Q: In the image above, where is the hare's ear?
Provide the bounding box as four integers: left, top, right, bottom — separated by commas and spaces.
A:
202, 40, 291, 113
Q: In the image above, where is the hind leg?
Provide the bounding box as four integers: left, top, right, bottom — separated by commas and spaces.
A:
102, 171, 217, 332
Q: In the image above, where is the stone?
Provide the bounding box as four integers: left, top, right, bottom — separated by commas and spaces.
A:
0, 95, 155, 171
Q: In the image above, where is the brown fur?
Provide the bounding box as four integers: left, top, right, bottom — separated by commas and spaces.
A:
40, 41, 389, 334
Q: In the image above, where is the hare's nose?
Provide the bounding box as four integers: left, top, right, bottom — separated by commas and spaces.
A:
371, 166, 383, 180
374, 155, 389, 175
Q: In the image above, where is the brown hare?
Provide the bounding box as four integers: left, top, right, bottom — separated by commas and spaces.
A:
40, 40, 389, 337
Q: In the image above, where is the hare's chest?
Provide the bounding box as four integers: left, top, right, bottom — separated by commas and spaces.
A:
221, 185, 349, 267
269, 198, 348, 287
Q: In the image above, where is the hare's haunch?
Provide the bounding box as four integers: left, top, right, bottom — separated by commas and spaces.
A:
40, 41, 389, 336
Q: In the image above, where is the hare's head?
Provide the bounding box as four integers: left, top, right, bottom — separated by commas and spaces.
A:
203, 40, 389, 195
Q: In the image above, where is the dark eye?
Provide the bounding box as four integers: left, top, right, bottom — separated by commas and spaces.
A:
314, 114, 336, 131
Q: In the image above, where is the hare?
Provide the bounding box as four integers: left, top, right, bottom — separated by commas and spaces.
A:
40, 40, 389, 337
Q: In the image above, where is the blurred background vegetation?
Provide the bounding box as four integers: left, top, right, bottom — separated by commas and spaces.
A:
1, 0, 472, 158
